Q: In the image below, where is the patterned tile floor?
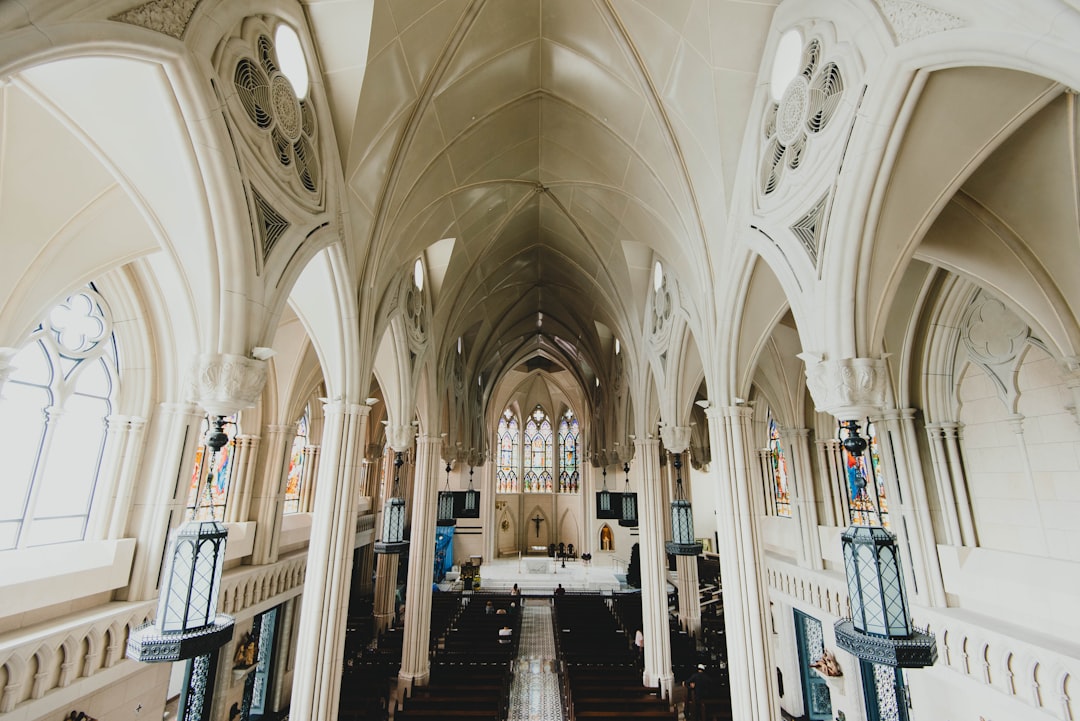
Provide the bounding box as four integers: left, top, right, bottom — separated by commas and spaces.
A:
508, 602, 565, 721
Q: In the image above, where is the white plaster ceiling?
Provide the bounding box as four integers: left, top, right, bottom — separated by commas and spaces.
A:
325, 0, 776, 382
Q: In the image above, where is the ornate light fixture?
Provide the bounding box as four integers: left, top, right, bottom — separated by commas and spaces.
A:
374, 452, 409, 554
618, 461, 638, 527
597, 465, 612, 514
666, 453, 702, 556
127, 416, 235, 662
834, 421, 936, 668
437, 461, 456, 527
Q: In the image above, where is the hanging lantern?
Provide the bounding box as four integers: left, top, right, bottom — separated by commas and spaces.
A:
437, 461, 456, 527
127, 416, 235, 662
375, 452, 409, 554
834, 421, 936, 668
597, 465, 612, 516
619, 461, 638, 527
459, 464, 480, 518
665, 454, 702, 556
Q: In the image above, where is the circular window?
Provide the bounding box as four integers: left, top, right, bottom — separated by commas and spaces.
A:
770, 29, 803, 103
274, 23, 309, 99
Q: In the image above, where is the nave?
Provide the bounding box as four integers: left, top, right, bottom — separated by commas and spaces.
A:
340, 557, 731, 721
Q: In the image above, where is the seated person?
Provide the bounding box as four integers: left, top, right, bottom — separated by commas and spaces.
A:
498, 625, 513, 644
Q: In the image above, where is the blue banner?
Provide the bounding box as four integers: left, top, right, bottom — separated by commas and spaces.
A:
434, 526, 455, 582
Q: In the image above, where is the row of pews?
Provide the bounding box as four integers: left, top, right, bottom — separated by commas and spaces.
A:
392, 593, 518, 721
553, 594, 676, 721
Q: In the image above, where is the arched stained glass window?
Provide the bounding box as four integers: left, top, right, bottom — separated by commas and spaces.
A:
186, 414, 237, 520
497, 408, 520, 493
523, 405, 553, 493
844, 420, 890, 527
768, 412, 792, 517
0, 287, 117, 550
283, 410, 308, 514
558, 409, 580, 493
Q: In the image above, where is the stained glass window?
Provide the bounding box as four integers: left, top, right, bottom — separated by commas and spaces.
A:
558, 409, 580, 493
186, 414, 237, 520
497, 408, 520, 493
844, 420, 890, 527
523, 405, 553, 492
0, 287, 117, 550
283, 411, 308, 514
768, 412, 792, 517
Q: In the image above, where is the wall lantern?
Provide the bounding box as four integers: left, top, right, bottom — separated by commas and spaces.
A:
127, 416, 234, 662
598, 465, 612, 514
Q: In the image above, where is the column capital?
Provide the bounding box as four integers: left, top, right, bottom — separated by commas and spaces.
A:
187, 353, 268, 417
659, 424, 692, 454
265, 423, 295, 436
386, 423, 414, 452
800, 355, 888, 421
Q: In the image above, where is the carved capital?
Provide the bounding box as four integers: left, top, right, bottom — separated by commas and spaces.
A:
660, 425, 692, 454
802, 356, 888, 421
188, 353, 267, 417
385, 424, 414, 452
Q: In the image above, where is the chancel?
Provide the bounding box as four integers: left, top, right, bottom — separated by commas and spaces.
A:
1, 3, 1078, 721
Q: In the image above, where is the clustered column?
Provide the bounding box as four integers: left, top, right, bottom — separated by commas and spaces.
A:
290, 401, 369, 721
398, 434, 443, 692
634, 437, 674, 696
706, 404, 774, 721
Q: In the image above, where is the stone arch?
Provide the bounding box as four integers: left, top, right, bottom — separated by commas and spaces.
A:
58, 636, 80, 688
1004, 651, 1017, 695
0, 655, 27, 713
30, 644, 57, 699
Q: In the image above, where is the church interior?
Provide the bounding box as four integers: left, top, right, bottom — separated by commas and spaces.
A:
1, 1, 1080, 720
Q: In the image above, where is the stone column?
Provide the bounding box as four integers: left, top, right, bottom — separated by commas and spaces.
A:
785, 428, 824, 570
299, 445, 321, 512
373, 446, 400, 635
124, 401, 204, 602
1006, 414, 1049, 552
399, 434, 442, 692
941, 421, 977, 546
814, 439, 840, 527
634, 437, 674, 696
880, 410, 946, 607
707, 405, 774, 721
250, 424, 293, 564
226, 434, 261, 524
290, 402, 368, 721
924, 423, 963, 545
88, 414, 147, 540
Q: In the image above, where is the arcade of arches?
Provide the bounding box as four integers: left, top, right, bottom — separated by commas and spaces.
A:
1, 2, 1079, 721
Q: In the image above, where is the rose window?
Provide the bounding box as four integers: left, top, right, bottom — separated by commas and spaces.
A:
234, 35, 320, 194
760, 39, 844, 196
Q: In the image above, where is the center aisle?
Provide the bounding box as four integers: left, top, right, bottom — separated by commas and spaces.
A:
508, 602, 565, 721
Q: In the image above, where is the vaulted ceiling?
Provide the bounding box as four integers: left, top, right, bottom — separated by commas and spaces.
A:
311, 0, 777, 388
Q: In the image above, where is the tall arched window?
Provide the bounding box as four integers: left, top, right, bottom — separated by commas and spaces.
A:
186, 414, 237, 520
845, 420, 890, 527
497, 408, 520, 493
0, 287, 117, 549
523, 405, 553, 492
768, 412, 792, 517
284, 410, 308, 514
558, 409, 580, 493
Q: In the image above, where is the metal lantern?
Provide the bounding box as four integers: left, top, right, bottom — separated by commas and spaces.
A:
375, 452, 409, 554
127, 416, 235, 663
460, 465, 480, 518
834, 421, 936, 668
618, 461, 638, 527
437, 461, 456, 527
598, 465, 612, 514
665, 454, 702, 556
